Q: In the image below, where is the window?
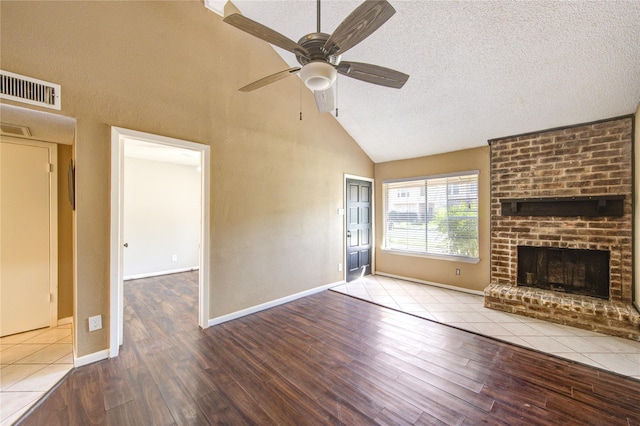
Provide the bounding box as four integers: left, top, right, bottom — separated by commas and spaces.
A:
383, 171, 479, 260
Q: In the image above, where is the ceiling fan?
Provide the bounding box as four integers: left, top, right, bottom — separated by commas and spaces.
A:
223, 0, 409, 113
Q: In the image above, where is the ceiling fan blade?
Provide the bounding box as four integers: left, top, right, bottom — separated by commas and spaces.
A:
337, 61, 408, 89
314, 87, 335, 113
323, 0, 395, 56
224, 13, 309, 58
239, 68, 301, 92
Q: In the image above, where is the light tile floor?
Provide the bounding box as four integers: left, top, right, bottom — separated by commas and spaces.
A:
0, 325, 73, 426
332, 274, 640, 381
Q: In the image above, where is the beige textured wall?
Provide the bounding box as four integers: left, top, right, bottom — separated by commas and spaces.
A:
0, 1, 373, 356
374, 147, 490, 292
57, 144, 74, 320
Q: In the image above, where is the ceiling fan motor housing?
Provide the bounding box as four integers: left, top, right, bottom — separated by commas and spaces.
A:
296, 33, 341, 66
296, 32, 341, 91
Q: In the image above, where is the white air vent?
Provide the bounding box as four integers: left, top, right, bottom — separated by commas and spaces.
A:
0, 70, 61, 110
0, 122, 31, 137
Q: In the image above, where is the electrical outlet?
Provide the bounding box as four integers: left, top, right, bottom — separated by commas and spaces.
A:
172, 254, 178, 261
88, 315, 102, 332
338, 263, 343, 272
456, 268, 461, 276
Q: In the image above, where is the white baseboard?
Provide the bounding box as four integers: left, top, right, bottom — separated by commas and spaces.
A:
374, 272, 485, 296
74, 349, 109, 367
124, 267, 199, 281
209, 280, 345, 327
57, 316, 73, 326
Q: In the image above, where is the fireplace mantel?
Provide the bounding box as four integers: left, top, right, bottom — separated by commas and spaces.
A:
500, 195, 625, 217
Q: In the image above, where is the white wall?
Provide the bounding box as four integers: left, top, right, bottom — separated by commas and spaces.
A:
123, 156, 200, 279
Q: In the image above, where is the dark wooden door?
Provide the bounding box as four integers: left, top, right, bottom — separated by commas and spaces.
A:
346, 179, 372, 282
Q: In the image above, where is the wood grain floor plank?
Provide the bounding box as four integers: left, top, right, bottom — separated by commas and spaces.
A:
230, 313, 425, 424
206, 332, 321, 424
377, 342, 486, 393
222, 319, 381, 424
103, 400, 145, 426
16, 272, 640, 425
123, 365, 176, 426
142, 352, 210, 424
195, 388, 249, 425
97, 357, 135, 411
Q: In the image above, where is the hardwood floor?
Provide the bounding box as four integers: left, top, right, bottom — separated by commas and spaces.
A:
17, 271, 640, 425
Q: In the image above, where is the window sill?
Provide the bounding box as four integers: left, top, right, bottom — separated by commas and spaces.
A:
381, 248, 480, 264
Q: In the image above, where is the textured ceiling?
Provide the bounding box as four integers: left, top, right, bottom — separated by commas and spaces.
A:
226, 0, 640, 163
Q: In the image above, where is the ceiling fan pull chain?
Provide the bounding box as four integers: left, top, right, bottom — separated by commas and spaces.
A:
300, 79, 303, 121
335, 76, 339, 117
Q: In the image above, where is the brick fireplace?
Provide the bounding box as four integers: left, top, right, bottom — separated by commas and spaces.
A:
484, 115, 640, 340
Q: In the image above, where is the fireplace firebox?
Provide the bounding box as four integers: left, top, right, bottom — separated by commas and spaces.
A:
517, 246, 609, 299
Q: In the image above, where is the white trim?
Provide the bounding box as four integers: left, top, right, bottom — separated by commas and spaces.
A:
199, 143, 211, 331
110, 127, 211, 358
209, 280, 344, 327
57, 316, 73, 326
109, 130, 125, 356
375, 272, 485, 296
48, 142, 59, 332
380, 248, 480, 264
123, 267, 199, 281
72, 125, 78, 369
382, 169, 480, 184
343, 174, 375, 282
74, 349, 109, 367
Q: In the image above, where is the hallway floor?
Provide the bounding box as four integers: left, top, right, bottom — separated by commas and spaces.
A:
332, 274, 640, 380
0, 324, 73, 425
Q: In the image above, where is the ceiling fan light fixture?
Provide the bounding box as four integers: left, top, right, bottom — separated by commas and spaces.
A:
300, 62, 337, 91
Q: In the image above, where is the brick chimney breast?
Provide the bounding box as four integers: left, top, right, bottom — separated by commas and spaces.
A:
485, 116, 639, 340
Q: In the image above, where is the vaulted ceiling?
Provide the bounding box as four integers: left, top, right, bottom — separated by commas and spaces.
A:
222, 0, 640, 163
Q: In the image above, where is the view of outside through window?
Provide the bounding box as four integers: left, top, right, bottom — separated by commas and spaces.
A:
383, 173, 479, 258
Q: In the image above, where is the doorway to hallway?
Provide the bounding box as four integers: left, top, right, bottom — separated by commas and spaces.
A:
110, 127, 211, 357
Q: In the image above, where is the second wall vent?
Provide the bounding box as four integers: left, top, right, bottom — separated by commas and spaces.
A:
0, 70, 61, 110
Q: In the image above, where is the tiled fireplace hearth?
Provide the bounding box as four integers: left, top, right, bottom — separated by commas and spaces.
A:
484, 116, 640, 340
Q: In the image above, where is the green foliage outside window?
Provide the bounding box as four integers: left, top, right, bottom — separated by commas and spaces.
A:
431, 201, 478, 257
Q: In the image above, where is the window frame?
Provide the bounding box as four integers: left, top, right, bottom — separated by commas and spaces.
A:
382, 170, 480, 263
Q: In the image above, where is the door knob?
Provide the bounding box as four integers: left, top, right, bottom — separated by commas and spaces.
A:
123, 243, 129, 248
347, 231, 351, 238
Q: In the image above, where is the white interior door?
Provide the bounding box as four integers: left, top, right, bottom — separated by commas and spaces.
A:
1, 137, 57, 337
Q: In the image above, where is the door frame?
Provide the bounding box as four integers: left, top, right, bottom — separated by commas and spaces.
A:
343, 174, 375, 281
0, 136, 58, 333
109, 127, 210, 357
